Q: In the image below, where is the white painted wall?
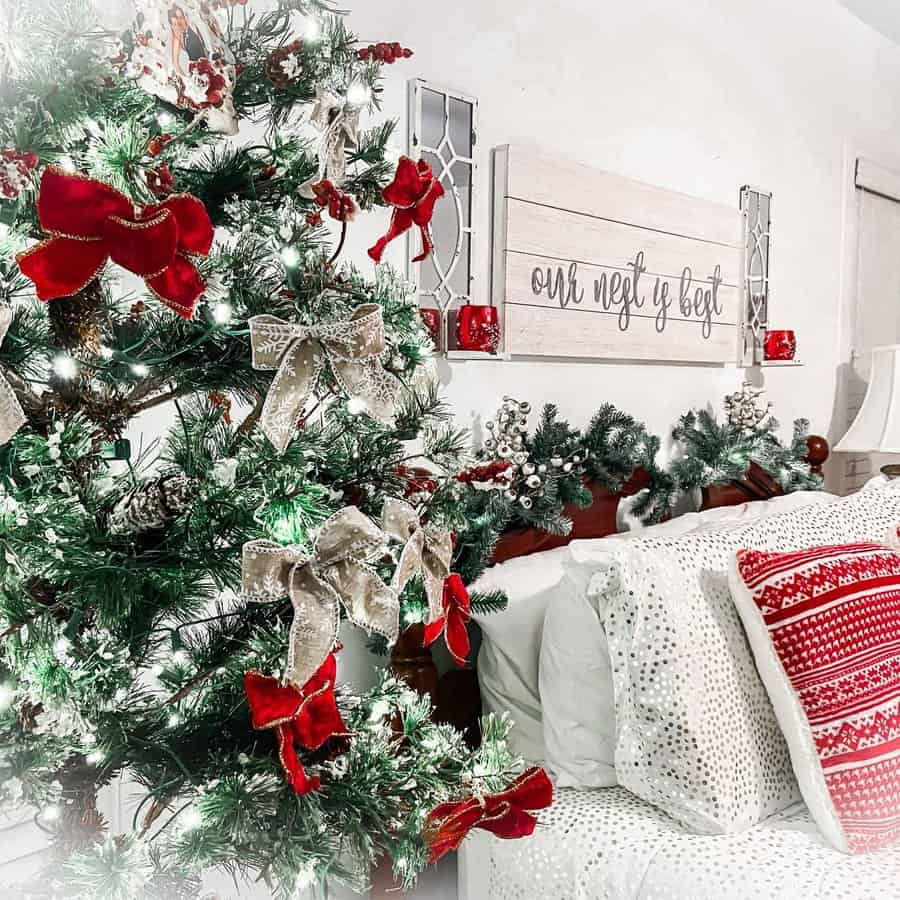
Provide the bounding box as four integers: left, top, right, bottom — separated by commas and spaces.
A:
341, 0, 900, 468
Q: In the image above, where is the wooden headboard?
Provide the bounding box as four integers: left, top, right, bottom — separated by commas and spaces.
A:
392, 436, 830, 745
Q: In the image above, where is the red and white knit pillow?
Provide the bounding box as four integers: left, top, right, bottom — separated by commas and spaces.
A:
729, 541, 900, 853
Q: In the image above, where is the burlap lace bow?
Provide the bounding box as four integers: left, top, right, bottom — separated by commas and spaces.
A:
382, 498, 452, 626
241, 506, 399, 689
249, 304, 401, 452
0, 307, 26, 445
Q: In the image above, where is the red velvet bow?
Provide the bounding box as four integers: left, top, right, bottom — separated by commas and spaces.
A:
423, 572, 471, 667
17, 167, 214, 319
425, 767, 553, 864
244, 652, 346, 795
368, 157, 444, 264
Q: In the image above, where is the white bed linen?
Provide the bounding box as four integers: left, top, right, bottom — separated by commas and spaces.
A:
459, 786, 900, 900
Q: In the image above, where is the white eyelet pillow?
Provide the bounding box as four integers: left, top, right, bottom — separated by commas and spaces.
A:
602, 482, 900, 834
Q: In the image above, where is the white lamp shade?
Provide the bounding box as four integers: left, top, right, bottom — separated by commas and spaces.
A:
836, 345, 900, 454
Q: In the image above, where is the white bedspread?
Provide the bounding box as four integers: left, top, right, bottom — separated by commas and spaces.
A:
471, 787, 900, 900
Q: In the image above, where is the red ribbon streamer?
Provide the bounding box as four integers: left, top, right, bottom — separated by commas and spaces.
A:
425, 767, 554, 864
17, 167, 214, 319
368, 156, 444, 264
244, 652, 346, 795
423, 572, 472, 667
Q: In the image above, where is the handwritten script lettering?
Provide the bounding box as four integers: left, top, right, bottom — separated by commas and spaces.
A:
531, 253, 724, 338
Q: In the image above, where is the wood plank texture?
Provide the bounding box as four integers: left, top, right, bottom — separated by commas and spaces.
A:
492, 145, 743, 363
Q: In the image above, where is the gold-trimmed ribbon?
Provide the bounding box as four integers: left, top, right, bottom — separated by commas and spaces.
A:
240, 506, 398, 688
0, 308, 26, 445
382, 498, 452, 626
249, 304, 401, 453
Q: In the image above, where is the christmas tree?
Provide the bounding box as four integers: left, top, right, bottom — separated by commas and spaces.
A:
0, 1, 543, 896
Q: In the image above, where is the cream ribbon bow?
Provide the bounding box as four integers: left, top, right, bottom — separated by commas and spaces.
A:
240, 506, 398, 689
0, 308, 25, 445
249, 304, 401, 452
382, 498, 452, 626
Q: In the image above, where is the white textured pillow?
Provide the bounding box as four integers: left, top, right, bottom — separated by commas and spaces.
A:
603, 483, 900, 834
470, 547, 570, 762
541, 491, 835, 789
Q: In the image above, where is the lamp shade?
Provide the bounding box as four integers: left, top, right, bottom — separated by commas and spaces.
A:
836, 345, 900, 454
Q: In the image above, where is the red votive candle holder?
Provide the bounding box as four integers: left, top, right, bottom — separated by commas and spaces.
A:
456, 304, 500, 353
764, 329, 796, 361
419, 308, 441, 349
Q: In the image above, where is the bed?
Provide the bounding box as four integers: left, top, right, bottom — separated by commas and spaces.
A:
460, 787, 900, 900
446, 438, 900, 899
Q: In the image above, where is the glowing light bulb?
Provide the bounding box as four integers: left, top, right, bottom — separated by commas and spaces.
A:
304, 17, 320, 42
346, 83, 371, 106
53, 637, 70, 659
52, 355, 78, 380
157, 112, 175, 128
42, 804, 61, 822
130, 363, 149, 377
212, 302, 232, 325
168, 713, 181, 728
172, 650, 189, 666
98, 345, 114, 360
280, 246, 300, 268
86, 751, 104, 766
0, 683, 13, 710
181, 807, 203, 830
57, 157, 76, 173
346, 396, 367, 415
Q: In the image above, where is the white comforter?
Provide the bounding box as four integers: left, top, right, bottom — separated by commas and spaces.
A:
469, 786, 900, 899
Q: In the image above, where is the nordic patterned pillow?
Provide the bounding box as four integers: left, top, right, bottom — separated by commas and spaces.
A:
730, 541, 900, 854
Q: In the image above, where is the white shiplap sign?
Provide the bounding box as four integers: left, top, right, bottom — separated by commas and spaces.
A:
491, 145, 743, 363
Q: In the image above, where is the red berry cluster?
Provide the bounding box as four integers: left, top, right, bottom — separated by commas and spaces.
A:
146, 162, 174, 196
0, 149, 39, 201
209, 391, 233, 425
456, 460, 514, 487
396, 464, 438, 499
147, 133, 171, 157
357, 42, 413, 64
311, 179, 357, 223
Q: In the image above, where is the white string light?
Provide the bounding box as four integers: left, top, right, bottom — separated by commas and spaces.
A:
130, 363, 149, 377
42, 804, 61, 822
304, 17, 321, 42
181, 807, 203, 830
0, 683, 13, 710
280, 246, 300, 268
52, 355, 78, 380
57, 156, 76, 173
157, 112, 175, 128
212, 302, 233, 325
98, 345, 114, 360
168, 712, 181, 728
346, 82, 372, 106
86, 750, 104, 766
346, 397, 367, 415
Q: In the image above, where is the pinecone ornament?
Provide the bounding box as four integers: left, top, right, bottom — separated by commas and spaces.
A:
48, 280, 107, 355
265, 39, 304, 87
55, 758, 107, 854
108, 474, 196, 535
